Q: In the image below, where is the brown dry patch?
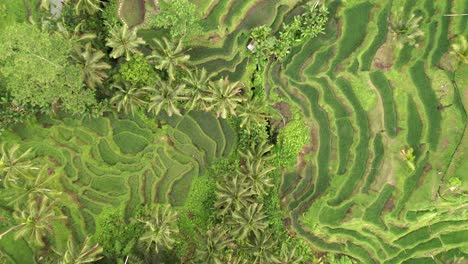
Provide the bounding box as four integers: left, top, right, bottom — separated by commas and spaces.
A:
437, 53, 455, 72
416, 163, 433, 188
440, 139, 450, 150
48, 157, 61, 167
274, 101, 293, 125
65, 190, 84, 209
382, 197, 395, 213
372, 36, 395, 70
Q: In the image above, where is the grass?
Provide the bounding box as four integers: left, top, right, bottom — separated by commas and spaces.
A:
362, 184, 394, 228
362, 133, 385, 193
359, 1, 391, 70
406, 97, 423, 149
2, 0, 466, 262
119, 0, 145, 27
113, 132, 149, 154
409, 61, 441, 150
0, 0, 27, 29
370, 71, 398, 137
328, 2, 373, 73
0, 110, 233, 255
189, 111, 226, 156
176, 116, 218, 163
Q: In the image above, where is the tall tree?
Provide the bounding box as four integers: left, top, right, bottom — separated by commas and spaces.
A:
248, 232, 279, 264
277, 243, 303, 264
137, 204, 179, 253
0, 23, 96, 114
214, 174, 255, 216
106, 25, 146, 61
0, 196, 66, 247
229, 203, 268, 240
195, 225, 233, 264
60, 236, 104, 264
238, 98, 269, 130
147, 37, 190, 80
203, 78, 244, 119
0, 144, 38, 188
238, 159, 274, 196
390, 9, 424, 47
239, 139, 274, 162
74, 0, 102, 15
2, 166, 61, 207
72, 43, 111, 89
145, 80, 189, 116
182, 67, 214, 111
110, 82, 147, 115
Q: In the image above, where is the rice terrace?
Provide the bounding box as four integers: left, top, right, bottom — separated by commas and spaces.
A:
0, 0, 466, 263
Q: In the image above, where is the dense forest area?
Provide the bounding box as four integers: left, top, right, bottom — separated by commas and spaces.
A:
0, 0, 467, 263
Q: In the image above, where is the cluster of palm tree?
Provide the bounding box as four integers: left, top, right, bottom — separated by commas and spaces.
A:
0, 144, 103, 261
390, 9, 424, 47
108, 36, 248, 119
192, 139, 304, 263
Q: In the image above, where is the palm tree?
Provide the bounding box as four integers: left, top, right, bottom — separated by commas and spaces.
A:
147, 37, 190, 80
72, 43, 111, 89
248, 232, 279, 264
0, 144, 38, 188
195, 225, 233, 264
214, 174, 255, 216
137, 204, 179, 253
2, 166, 61, 207
400, 147, 416, 170
110, 83, 147, 115
74, 0, 102, 15
238, 98, 269, 130
182, 67, 214, 111
239, 139, 274, 162
106, 25, 146, 61
228, 203, 268, 240
56, 21, 97, 46
0, 196, 66, 247
277, 243, 303, 264
390, 9, 424, 47
60, 236, 103, 264
449, 35, 467, 64
203, 78, 244, 119
225, 253, 249, 264
238, 159, 274, 196
145, 80, 189, 116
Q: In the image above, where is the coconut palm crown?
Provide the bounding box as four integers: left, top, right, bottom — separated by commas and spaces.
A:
203, 77, 244, 119
106, 25, 146, 61
72, 43, 111, 89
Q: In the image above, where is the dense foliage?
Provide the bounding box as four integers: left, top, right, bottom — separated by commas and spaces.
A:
1, 0, 466, 263
0, 23, 96, 114
250, 1, 329, 62
150, 0, 203, 41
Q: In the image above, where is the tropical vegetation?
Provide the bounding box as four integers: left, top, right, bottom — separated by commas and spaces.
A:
0, 0, 466, 263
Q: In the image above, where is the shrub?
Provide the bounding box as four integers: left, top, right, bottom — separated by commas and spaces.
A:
93, 207, 144, 260
274, 116, 310, 168
249, 1, 328, 61
150, 0, 203, 41
118, 56, 158, 87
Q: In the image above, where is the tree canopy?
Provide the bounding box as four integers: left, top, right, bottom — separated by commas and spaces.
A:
0, 23, 96, 114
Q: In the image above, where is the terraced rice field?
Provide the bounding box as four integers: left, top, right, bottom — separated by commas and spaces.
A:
0, 111, 235, 259
176, 0, 467, 262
